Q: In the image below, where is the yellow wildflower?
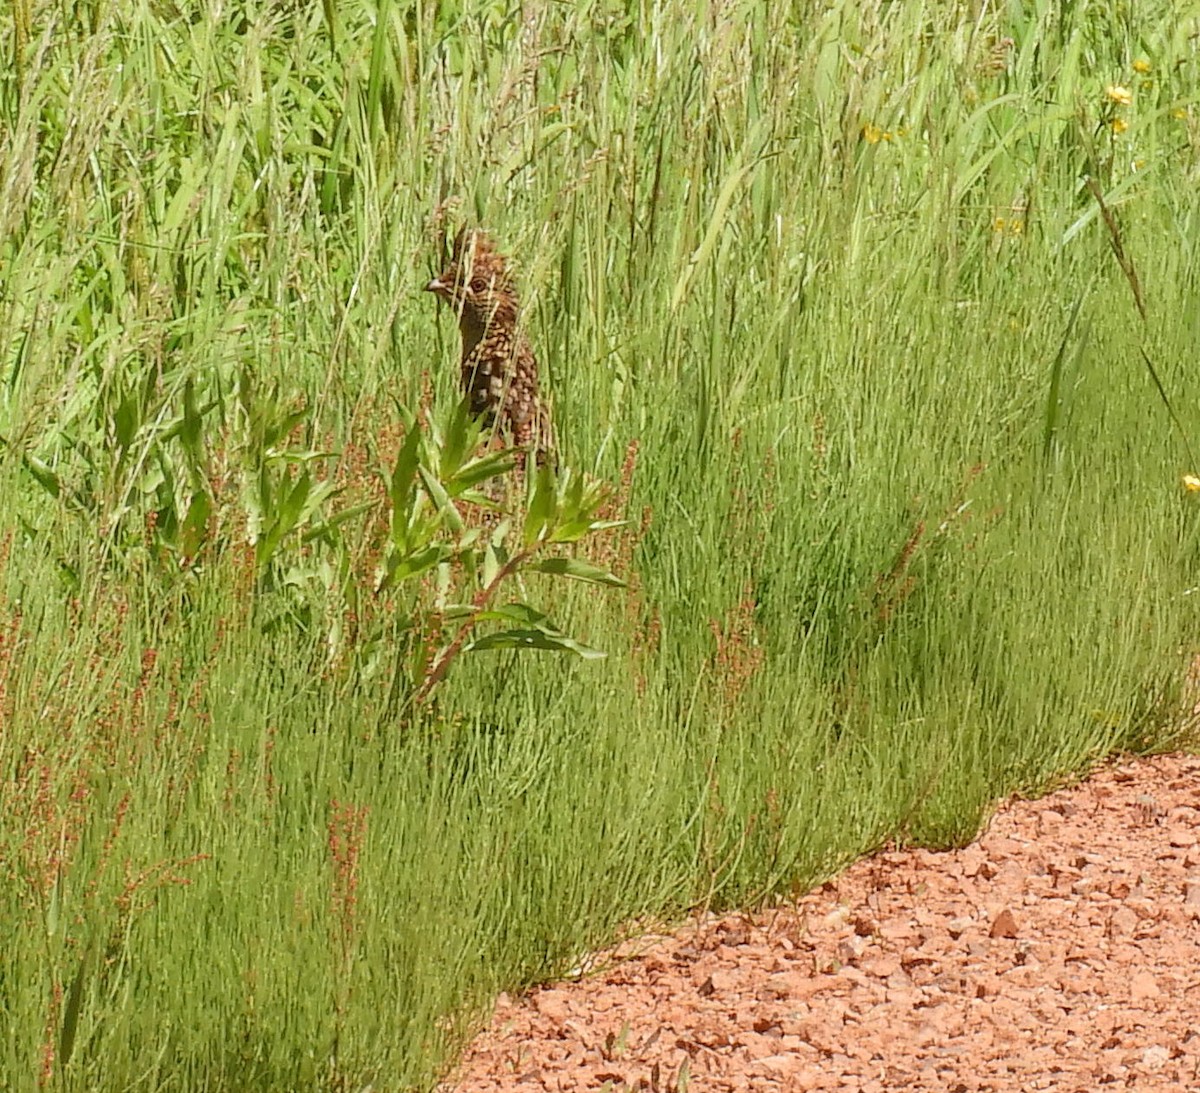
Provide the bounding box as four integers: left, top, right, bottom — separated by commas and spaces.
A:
1111, 117, 1128, 134
1183, 473, 1200, 492
1132, 57, 1151, 75
862, 122, 886, 145
1105, 84, 1133, 106
1172, 107, 1189, 120
992, 216, 1024, 238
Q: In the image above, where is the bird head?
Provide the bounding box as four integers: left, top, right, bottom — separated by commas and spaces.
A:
425, 228, 519, 329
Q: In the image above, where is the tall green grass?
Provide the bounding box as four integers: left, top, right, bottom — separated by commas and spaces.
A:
3, 0, 1200, 1089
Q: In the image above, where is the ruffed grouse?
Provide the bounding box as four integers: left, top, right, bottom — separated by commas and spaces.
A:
424, 229, 553, 466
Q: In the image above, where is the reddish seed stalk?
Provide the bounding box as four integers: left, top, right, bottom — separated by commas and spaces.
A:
327, 800, 369, 960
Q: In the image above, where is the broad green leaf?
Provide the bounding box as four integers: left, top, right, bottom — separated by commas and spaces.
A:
464, 628, 606, 658
23, 454, 60, 498
562, 466, 584, 513
380, 543, 453, 588
529, 556, 626, 587
523, 462, 557, 546
280, 470, 314, 526
264, 448, 337, 464
446, 448, 519, 495
447, 602, 554, 626
113, 392, 139, 452
138, 461, 167, 497
549, 517, 625, 544
255, 471, 313, 566
482, 539, 501, 587
389, 426, 422, 546
439, 398, 478, 479
418, 465, 464, 535
301, 501, 377, 542
162, 156, 201, 236
181, 490, 212, 558
454, 487, 506, 509
244, 466, 267, 545
456, 527, 482, 553
180, 378, 204, 467
59, 937, 95, 1069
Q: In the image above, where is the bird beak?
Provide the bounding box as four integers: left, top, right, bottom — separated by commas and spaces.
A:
424, 277, 445, 294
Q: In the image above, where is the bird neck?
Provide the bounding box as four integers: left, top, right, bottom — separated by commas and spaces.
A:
457, 299, 517, 355
458, 310, 487, 358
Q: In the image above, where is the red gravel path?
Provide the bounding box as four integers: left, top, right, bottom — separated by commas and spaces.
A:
444, 753, 1200, 1092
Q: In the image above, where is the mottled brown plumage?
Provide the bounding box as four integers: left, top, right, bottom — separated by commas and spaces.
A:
424, 229, 553, 465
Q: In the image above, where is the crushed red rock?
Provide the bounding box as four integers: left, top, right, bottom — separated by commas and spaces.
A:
443, 753, 1200, 1092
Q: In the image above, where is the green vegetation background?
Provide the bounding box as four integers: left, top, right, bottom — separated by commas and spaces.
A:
2, 0, 1199, 1089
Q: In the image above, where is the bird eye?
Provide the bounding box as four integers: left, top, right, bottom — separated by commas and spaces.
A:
469, 277, 488, 293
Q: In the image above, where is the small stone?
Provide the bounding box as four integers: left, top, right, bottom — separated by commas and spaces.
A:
824, 906, 852, 929
864, 957, 901, 979
1130, 971, 1160, 1002
737, 1030, 781, 1059
1141, 1045, 1170, 1070
993, 860, 1027, 887
533, 990, 572, 1022
989, 909, 1019, 938
756, 1053, 806, 1078
709, 969, 740, 995
959, 848, 987, 877
947, 916, 974, 939
853, 915, 877, 937
1109, 907, 1139, 936
836, 939, 862, 965
768, 971, 839, 1000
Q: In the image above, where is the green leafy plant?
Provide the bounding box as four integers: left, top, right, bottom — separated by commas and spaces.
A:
376, 399, 625, 710
17, 372, 626, 707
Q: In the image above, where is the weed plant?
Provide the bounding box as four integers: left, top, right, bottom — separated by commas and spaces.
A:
2, 1, 1200, 1089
